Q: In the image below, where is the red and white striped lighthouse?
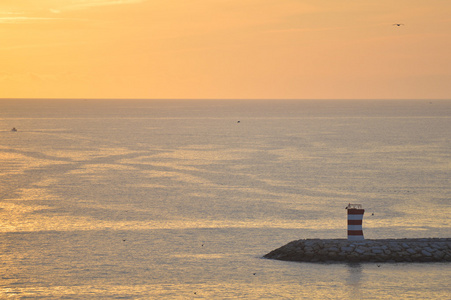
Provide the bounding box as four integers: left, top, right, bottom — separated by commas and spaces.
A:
346, 203, 365, 240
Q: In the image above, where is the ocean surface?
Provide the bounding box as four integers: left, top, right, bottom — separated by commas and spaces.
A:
0, 99, 450, 299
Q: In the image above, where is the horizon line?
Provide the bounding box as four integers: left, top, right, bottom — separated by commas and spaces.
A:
1, 98, 450, 101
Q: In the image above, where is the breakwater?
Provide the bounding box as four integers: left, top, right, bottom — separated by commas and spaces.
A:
264, 238, 451, 263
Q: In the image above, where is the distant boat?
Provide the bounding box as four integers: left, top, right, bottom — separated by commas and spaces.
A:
11, 127, 17, 132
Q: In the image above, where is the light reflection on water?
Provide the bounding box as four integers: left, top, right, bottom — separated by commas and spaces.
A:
0, 99, 450, 298
1, 228, 450, 299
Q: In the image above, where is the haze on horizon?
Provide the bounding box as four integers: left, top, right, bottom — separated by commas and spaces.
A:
1, 0, 450, 100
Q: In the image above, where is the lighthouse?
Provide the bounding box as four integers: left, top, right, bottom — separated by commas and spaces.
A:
346, 204, 365, 240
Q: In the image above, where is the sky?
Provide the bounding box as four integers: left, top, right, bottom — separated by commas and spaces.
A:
1, 0, 450, 99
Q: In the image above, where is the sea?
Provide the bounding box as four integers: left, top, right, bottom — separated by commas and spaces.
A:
0, 99, 450, 299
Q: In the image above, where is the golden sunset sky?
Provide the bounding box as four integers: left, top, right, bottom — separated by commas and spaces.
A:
1, 0, 450, 99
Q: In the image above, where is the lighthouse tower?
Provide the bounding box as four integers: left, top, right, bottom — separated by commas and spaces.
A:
346, 204, 365, 240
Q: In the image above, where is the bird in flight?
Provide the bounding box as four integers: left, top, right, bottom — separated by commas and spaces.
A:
393, 23, 404, 26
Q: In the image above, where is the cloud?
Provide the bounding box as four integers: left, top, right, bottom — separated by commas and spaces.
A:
0, 12, 26, 15
0, 16, 89, 24
0, 17, 65, 23
0, 41, 88, 51
62, 0, 146, 11
266, 26, 348, 34
0, 0, 146, 23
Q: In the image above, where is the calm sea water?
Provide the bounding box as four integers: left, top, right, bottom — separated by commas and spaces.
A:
0, 99, 450, 299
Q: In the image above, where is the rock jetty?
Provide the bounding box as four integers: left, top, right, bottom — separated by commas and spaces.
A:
264, 238, 451, 263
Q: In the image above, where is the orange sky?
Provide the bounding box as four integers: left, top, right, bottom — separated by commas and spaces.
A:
1, 0, 450, 99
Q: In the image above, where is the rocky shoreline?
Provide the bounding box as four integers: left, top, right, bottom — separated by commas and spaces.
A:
264, 238, 451, 263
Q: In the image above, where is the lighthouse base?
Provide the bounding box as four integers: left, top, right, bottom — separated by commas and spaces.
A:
348, 235, 365, 241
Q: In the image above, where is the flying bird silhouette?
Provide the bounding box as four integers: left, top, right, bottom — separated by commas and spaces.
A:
393, 23, 404, 26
